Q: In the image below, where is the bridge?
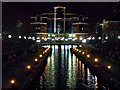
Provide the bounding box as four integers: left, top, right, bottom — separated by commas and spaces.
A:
35, 33, 89, 45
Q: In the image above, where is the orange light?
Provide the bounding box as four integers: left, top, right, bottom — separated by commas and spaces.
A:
39, 54, 42, 58
35, 58, 38, 62
11, 80, 15, 84
27, 65, 31, 69
107, 65, 111, 69
79, 50, 81, 53
87, 54, 90, 58
94, 58, 98, 62
82, 52, 85, 54
45, 50, 47, 53
77, 49, 79, 51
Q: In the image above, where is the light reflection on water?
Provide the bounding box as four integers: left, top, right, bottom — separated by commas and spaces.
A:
36, 45, 105, 89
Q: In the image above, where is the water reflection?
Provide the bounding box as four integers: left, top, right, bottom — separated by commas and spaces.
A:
35, 45, 106, 89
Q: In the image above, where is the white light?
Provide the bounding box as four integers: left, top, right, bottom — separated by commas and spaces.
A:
73, 34, 76, 37
36, 37, 40, 39
32, 37, 35, 39
61, 37, 64, 41
79, 45, 82, 47
65, 39, 68, 41
79, 37, 83, 40
87, 37, 91, 40
98, 37, 101, 40
68, 38, 72, 40
8, 35, 12, 38
47, 37, 51, 40
55, 37, 59, 41
69, 34, 72, 37
52, 39, 55, 41
36, 40, 41, 42
118, 36, 120, 39
72, 38, 75, 41
82, 39, 87, 43
105, 37, 108, 39
28, 37, 32, 39
92, 37, 95, 40
18, 36, 21, 39
48, 34, 51, 37
44, 38, 47, 41
41, 37, 44, 40
52, 34, 55, 37
24, 36, 26, 39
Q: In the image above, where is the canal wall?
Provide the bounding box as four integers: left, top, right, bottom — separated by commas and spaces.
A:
20, 48, 52, 88
71, 48, 120, 90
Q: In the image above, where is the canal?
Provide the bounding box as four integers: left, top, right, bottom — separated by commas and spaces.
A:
34, 45, 109, 89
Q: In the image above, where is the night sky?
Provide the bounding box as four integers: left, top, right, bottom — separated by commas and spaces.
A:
2, 2, 120, 33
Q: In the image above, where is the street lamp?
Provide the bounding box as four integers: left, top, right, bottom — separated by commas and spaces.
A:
87, 54, 90, 58
10, 79, 15, 88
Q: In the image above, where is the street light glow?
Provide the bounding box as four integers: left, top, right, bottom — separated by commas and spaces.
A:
18, 36, 22, 39
35, 58, 38, 62
82, 39, 87, 43
82, 52, 85, 54
107, 65, 111, 69
79, 37, 83, 40
27, 65, 31, 70
8, 35, 12, 38
98, 37, 101, 40
94, 58, 98, 62
39, 54, 42, 58
92, 37, 95, 40
105, 37, 108, 39
87, 54, 90, 58
11, 79, 15, 84
24, 36, 26, 39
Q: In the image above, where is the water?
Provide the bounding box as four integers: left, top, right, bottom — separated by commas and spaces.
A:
35, 45, 108, 89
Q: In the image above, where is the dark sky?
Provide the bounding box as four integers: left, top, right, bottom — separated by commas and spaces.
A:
2, 2, 120, 32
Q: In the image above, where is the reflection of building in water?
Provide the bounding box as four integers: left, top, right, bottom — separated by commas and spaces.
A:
30, 6, 89, 34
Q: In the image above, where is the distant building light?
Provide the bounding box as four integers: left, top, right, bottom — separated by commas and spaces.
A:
98, 37, 101, 40
79, 45, 82, 47
24, 36, 26, 39
52, 39, 55, 41
81, 28, 83, 30
32, 37, 35, 39
87, 37, 91, 40
69, 34, 72, 37
73, 34, 76, 37
8, 35, 12, 38
18, 36, 22, 39
92, 37, 95, 40
65, 39, 68, 41
105, 37, 108, 39
52, 34, 55, 37
44, 38, 47, 41
28, 37, 32, 39
61, 37, 64, 41
118, 36, 120, 39
36, 40, 41, 42
41, 37, 44, 40
48, 34, 51, 37
36, 37, 40, 39
79, 37, 83, 40
47, 37, 51, 40
82, 39, 87, 43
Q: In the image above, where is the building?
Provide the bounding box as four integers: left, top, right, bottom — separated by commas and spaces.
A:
30, 6, 89, 34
